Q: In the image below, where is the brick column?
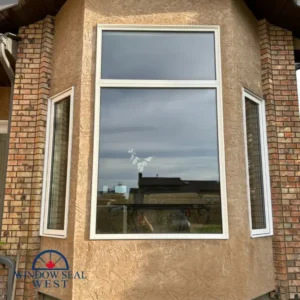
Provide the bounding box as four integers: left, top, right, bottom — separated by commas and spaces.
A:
0, 16, 54, 300
259, 19, 300, 300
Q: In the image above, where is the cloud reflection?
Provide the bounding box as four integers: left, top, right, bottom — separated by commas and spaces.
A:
97, 88, 219, 191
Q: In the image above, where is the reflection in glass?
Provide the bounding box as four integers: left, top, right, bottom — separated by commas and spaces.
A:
245, 98, 266, 229
96, 88, 222, 234
101, 31, 216, 80
48, 98, 70, 230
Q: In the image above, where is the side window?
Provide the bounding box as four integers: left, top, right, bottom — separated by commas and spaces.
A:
40, 87, 74, 238
243, 89, 273, 237
296, 64, 300, 112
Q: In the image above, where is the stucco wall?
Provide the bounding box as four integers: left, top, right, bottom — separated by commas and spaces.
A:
0, 87, 10, 120
41, 0, 275, 299
39, 0, 84, 299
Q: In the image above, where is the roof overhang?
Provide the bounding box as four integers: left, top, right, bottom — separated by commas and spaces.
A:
245, 0, 300, 38
0, 0, 66, 34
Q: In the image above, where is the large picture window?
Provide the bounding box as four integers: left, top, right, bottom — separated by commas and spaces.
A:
91, 25, 228, 239
41, 87, 74, 238
243, 89, 272, 237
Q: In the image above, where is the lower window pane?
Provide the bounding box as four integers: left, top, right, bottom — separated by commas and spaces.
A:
245, 98, 266, 230
47, 98, 70, 230
96, 88, 222, 234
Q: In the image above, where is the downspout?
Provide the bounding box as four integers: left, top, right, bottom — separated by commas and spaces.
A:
0, 34, 16, 82
0, 33, 20, 300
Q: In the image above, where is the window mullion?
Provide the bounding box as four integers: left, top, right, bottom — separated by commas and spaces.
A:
98, 79, 220, 88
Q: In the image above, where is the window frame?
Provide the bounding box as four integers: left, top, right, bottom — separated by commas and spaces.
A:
296, 63, 300, 117
40, 87, 74, 239
91, 24, 228, 240
242, 88, 273, 238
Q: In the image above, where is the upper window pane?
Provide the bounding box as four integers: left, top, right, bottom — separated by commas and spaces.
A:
101, 31, 216, 80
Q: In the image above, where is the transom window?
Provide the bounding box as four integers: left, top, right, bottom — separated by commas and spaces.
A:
91, 25, 228, 239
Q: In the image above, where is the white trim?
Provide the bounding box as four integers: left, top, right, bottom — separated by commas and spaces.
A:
98, 80, 220, 88
40, 87, 74, 239
90, 25, 228, 240
242, 88, 273, 238
296, 69, 300, 117
0, 120, 8, 134
97, 24, 221, 31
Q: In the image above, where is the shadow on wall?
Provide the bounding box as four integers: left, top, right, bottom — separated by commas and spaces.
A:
85, 0, 229, 17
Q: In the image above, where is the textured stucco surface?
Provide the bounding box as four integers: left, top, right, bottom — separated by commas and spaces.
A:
0, 87, 10, 120
40, 0, 275, 299
39, 0, 84, 299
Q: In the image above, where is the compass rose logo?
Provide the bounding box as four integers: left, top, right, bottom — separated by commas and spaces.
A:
32, 250, 69, 271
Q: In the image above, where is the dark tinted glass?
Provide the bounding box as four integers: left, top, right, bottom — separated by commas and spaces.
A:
245, 98, 266, 229
48, 97, 70, 230
101, 31, 216, 80
96, 88, 222, 234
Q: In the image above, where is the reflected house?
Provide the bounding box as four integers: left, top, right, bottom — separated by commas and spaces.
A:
97, 183, 128, 205
128, 172, 222, 225
129, 172, 220, 205
96, 173, 222, 233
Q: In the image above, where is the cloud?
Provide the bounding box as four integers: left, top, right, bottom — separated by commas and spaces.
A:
101, 31, 216, 80
97, 87, 220, 193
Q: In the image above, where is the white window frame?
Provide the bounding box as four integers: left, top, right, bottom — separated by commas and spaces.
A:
296, 66, 300, 116
91, 24, 228, 240
242, 88, 273, 238
40, 87, 74, 238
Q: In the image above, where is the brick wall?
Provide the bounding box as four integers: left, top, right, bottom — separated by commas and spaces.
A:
0, 16, 54, 300
259, 20, 300, 300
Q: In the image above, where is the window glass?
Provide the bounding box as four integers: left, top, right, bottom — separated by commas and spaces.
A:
297, 69, 300, 104
101, 31, 216, 80
245, 98, 266, 230
40, 294, 61, 300
47, 97, 70, 230
96, 88, 222, 234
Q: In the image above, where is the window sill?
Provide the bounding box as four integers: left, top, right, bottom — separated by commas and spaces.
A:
251, 232, 273, 239
40, 233, 67, 239
90, 233, 229, 240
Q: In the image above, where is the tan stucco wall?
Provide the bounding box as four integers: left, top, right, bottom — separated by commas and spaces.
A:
0, 87, 10, 120
39, 0, 84, 298
40, 0, 275, 299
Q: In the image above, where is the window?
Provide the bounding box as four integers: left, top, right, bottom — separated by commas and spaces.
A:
39, 293, 61, 300
41, 87, 74, 238
91, 25, 228, 239
243, 89, 272, 237
295, 50, 300, 115
296, 64, 300, 115
252, 293, 272, 300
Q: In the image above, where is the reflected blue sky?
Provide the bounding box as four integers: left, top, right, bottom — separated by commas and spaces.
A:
101, 31, 216, 80
98, 88, 219, 192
